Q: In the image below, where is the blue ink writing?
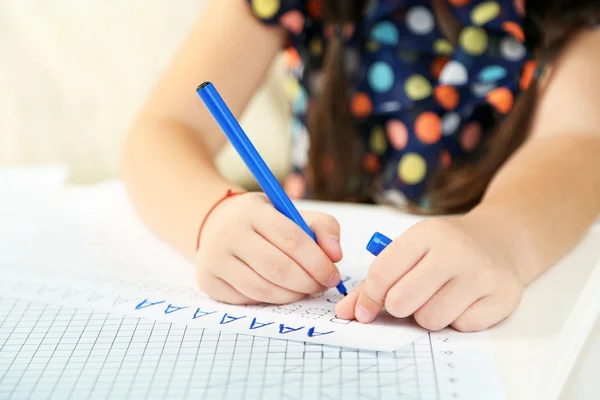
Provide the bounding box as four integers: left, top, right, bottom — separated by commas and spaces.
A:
135, 299, 166, 310
220, 313, 246, 325
193, 308, 217, 319
249, 318, 274, 330
307, 327, 334, 337
164, 304, 188, 314
279, 324, 305, 334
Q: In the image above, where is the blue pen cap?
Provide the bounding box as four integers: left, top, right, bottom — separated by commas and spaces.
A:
366, 232, 392, 256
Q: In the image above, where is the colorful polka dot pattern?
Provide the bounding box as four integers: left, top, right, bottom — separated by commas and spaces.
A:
247, 0, 531, 206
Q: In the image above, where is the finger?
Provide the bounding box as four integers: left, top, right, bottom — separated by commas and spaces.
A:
383, 252, 455, 319
196, 269, 256, 305
355, 229, 430, 323
301, 211, 343, 262
353, 285, 386, 323
412, 278, 480, 331
335, 282, 362, 320
253, 207, 341, 289
451, 295, 518, 332
235, 232, 324, 294
360, 227, 430, 307
216, 255, 306, 304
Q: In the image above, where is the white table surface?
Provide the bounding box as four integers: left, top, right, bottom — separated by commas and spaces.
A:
294, 200, 600, 400
2, 167, 600, 400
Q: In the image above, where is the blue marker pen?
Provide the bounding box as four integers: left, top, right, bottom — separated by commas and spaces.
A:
366, 232, 392, 256
196, 82, 348, 296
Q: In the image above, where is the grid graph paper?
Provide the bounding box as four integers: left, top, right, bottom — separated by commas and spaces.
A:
0, 297, 440, 400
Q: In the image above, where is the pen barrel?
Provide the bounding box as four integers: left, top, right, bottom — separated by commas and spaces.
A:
197, 82, 317, 242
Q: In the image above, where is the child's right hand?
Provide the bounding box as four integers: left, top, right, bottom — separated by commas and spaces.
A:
195, 192, 344, 305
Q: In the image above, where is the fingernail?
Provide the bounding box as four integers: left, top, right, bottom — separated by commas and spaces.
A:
355, 306, 371, 323
327, 272, 341, 287
330, 235, 342, 256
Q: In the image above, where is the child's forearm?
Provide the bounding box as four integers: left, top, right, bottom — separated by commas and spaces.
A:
121, 118, 244, 261
468, 134, 600, 285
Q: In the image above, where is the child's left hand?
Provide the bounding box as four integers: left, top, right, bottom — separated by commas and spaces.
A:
335, 215, 525, 332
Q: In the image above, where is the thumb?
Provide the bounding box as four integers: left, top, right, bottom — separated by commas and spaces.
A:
301, 211, 343, 263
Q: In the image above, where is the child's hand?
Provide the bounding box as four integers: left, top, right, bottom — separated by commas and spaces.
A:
195, 192, 343, 305
335, 216, 524, 332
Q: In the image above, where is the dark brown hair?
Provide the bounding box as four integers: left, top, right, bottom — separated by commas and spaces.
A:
307, 0, 600, 213
308, 0, 366, 202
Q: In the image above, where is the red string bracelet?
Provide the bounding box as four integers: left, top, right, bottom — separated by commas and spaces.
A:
195, 189, 246, 252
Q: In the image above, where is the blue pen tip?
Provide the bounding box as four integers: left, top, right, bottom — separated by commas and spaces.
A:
366, 232, 392, 256
336, 282, 348, 297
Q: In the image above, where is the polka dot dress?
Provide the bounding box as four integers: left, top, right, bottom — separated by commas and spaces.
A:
247, 0, 531, 208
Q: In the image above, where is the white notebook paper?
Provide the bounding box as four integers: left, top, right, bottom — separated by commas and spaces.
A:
0, 297, 507, 400
0, 181, 509, 399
